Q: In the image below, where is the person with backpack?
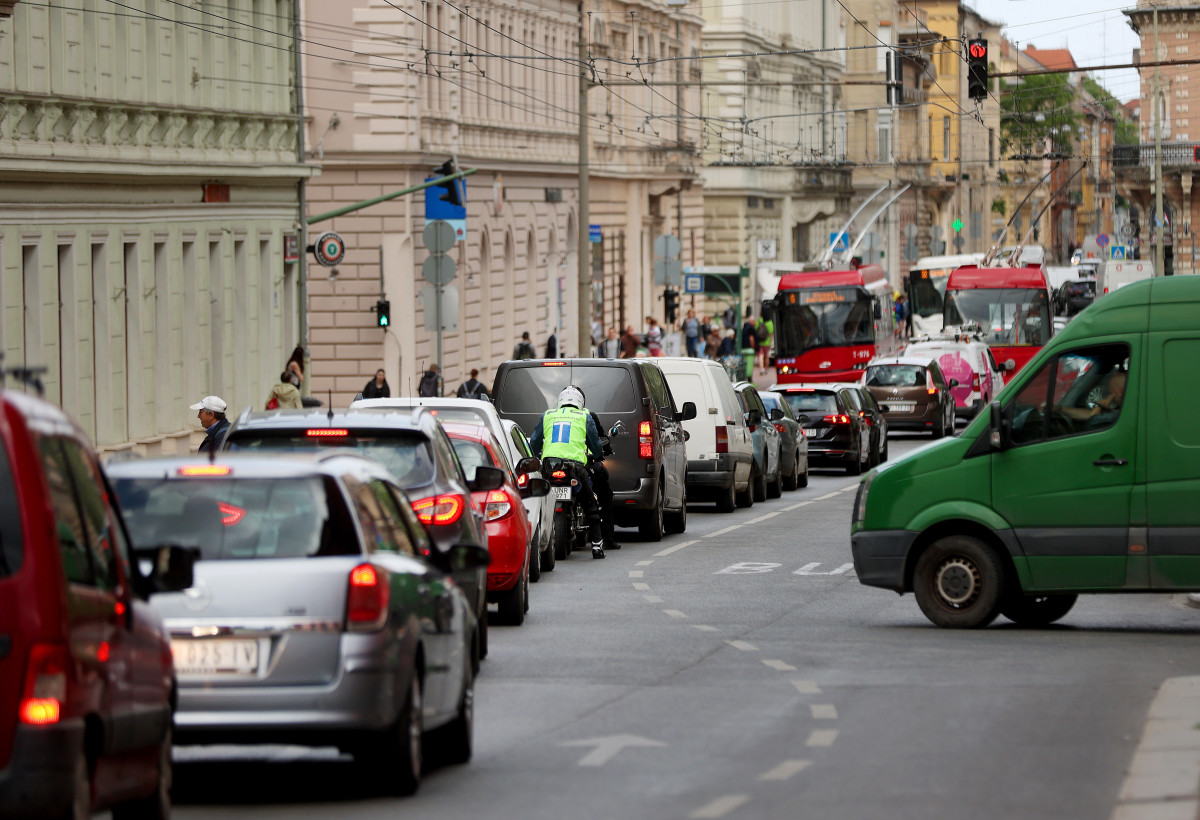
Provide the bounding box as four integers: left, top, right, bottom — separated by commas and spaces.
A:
266, 370, 302, 410
418, 363, 440, 397
456, 368, 491, 400
514, 332, 537, 360
755, 313, 774, 375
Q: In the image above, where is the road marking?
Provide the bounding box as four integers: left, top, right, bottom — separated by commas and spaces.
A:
644, 595, 664, 603
807, 729, 838, 747
705, 524, 744, 539
690, 795, 751, 819
794, 562, 854, 576
632, 582, 650, 591
744, 511, 781, 525
840, 484, 858, 492
636, 560, 654, 566
782, 501, 812, 511
691, 624, 720, 632
813, 491, 840, 501
629, 570, 644, 578
792, 680, 822, 695
763, 659, 797, 671
758, 760, 812, 781
811, 704, 838, 719
663, 609, 689, 619
727, 640, 758, 652
559, 734, 667, 767
715, 562, 782, 575
654, 539, 695, 557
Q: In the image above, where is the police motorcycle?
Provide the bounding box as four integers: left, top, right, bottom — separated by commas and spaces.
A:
543, 420, 623, 560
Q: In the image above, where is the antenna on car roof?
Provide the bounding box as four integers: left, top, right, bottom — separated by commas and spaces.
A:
327, 390, 334, 426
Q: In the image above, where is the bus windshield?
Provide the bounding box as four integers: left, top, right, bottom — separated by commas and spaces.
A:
775, 288, 875, 356
909, 269, 951, 318
943, 287, 1051, 347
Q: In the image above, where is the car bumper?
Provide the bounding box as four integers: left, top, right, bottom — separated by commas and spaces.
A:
807, 444, 855, 464
685, 454, 748, 491
612, 476, 658, 511
850, 529, 917, 592
0, 720, 85, 819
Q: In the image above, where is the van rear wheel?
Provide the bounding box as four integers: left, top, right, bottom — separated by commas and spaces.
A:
716, 480, 737, 513
1000, 593, 1078, 627
639, 483, 665, 541
913, 535, 1006, 629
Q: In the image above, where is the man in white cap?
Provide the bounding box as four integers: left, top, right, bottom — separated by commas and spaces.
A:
191, 395, 230, 453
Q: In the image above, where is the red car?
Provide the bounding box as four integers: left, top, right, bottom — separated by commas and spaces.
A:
443, 423, 534, 626
0, 387, 194, 820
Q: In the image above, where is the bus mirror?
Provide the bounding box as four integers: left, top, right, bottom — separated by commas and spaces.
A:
874, 301, 882, 320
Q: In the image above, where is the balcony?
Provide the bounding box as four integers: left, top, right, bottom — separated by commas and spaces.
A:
896, 3, 928, 36
1113, 142, 1200, 168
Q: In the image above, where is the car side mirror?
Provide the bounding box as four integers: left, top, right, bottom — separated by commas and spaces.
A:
768, 408, 784, 421
516, 456, 541, 476
989, 400, 1011, 451
677, 401, 697, 422
137, 545, 198, 595
523, 477, 550, 498
468, 465, 506, 492
948, 379, 959, 389
797, 414, 811, 424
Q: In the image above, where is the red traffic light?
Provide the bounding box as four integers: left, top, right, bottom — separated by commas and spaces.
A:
969, 42, 987, 59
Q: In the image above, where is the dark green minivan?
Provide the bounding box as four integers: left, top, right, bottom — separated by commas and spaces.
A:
851, 276, 1200, 628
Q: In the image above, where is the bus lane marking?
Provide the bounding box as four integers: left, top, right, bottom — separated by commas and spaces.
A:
663, 610, 689, 619
629, 570, 644, 578
691, 625, 720, 632
807, 729, 838, 747
810, 704, 838, 719
763, 659, 797, 671
705, 525, 744, 539
792, 680, 822, 695
794, 563, 855, 576
644, 595, 664, 603
654, 540, 695, 557
636, 560, 654, 566
632, 583, 650, 591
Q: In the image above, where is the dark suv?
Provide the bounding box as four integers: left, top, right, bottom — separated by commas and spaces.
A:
0, 389, 194, 820
771, 384, 869, 475
492, 359, 695, 540
221, 407, 502, 657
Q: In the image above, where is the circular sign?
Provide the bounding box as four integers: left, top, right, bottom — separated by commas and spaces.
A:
423, 220, 457, 254
422, 254, 457, 285
1096, 233, 1109, 248
312, 231, 345, 267
1121, 224, 1134, 238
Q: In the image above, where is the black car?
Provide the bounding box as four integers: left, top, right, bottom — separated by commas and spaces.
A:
1054, 277, 1096, 316
834, 384, 889, 465
221, 407, 502, 657
492, 358, 695, 541
771, 384, 869, 475
757, 390, 809, 490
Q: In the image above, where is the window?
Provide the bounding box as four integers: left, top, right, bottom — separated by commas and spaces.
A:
450, 437, 493, 479
0, 437, 22, 578
1177, 31, 1189, 40
39, 438, 93, 585
61, 440, 119, 590
1178, 89, 1190, 98
1180, 119, 1190, 128
762, 198, 776, 210
747, 196, 760, 209
639, 364, 672, 414
1178, 104, 1190, 113
877, 111, 891, 162
1006, 344, 1130, 446
493, 366, 637, 414
943, 116, 951, 160
1177, 45, 1190, 54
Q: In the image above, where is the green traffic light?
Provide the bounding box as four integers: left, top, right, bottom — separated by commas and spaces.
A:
952, 218, 964, 233
380, 316, 389, 326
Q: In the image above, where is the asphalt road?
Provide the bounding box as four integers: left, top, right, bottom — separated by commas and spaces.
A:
172, 435, 1200, 820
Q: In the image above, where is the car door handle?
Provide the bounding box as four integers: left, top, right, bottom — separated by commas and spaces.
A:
1093, 458, 1129, 467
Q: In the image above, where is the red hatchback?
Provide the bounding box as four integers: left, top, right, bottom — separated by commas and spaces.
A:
443, 423, 536, 627
0, 389, 194, 820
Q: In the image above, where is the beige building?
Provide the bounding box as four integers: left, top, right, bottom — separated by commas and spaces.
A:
302, 0, 704, 404
0, 0, 311, 453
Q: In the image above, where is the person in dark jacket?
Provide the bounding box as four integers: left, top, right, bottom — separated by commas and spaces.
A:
418, 364, 440, 397
191, 395, 230, 453
457, 368, 491, 400
740, 308, 759, 351
545, 330, 559, 358
362, 369, 390, 398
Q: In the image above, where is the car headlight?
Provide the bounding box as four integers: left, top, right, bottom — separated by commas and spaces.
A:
852, 471, 875, 528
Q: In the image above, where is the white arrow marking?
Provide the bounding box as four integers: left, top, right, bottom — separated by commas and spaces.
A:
759, 759, 812, 781
794, 563, 854, 576
559, 735, 667, 767
636, 560, 654, 566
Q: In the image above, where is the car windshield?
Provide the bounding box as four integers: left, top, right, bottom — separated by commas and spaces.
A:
225, 429, 436, 485
0, 436, 21, 577
774, 288, 875, 356
778, 391, 838, 416
113, 476, 357, 561
865, 365, 927, 387
943, 287, 1051, 346
494, 366, 637, 414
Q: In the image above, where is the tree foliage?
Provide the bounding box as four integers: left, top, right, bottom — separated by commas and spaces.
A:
1000, 73, 1078, 158
1081, 75, 1139, 144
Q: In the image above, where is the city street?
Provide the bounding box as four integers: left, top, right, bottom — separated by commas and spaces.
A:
170, 436, 1200, 820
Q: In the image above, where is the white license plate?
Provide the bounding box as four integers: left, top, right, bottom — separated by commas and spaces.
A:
171, 638, 259, 676
553, 486, 572, 500
888, 403, 916, 412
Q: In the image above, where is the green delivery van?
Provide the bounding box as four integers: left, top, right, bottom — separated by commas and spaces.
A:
850, 275, 1200, 628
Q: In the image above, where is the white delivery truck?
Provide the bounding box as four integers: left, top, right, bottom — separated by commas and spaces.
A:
1097, 260, 1154, 295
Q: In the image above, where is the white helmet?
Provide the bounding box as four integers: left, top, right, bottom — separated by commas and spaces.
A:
557, 386, 585, 409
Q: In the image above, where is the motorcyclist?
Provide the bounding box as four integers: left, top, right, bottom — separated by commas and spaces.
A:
581, 401, 621, 552
530, 386, 607, 559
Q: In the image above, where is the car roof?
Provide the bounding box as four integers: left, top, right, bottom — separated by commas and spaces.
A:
769, 383, 846, 393
866, 356, 936, 368
642, 356, 724, 373
351, 397, 499, 416
104, 451, 397, 484
231, 407, 437, 434
441, 421, 497, 446
2, 389, 84, 439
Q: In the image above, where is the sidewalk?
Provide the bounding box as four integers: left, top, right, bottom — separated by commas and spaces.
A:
1113, 674, 1200, 820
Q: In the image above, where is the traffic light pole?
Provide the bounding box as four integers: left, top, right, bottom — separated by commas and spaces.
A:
305, 168, 479, 225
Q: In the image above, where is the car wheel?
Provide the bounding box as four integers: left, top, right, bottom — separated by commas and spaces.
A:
1000, 592, 1078, 627
112, 725, 172, 820
61, 748, 91, 820
540, 530, 556, 571
933, 409, 946, 439
528, 541, 541, 583
868, 434, 880, 467
752, 460, 767, 502
359, 674, 422, 795
478, 610, 489, 660
664, 485, 687, 534
552, 514, 571, 560
428, 666, 474, 766
716, 479, 737, 513
735, 472, 754, 508
913, 535, 1006, 629
782, 451, 800, 491
497, 569, 527, 626
881, 438, 889, 463
845, 447, 862, 476
639, 482, 665, 541
797, 458, 809, 488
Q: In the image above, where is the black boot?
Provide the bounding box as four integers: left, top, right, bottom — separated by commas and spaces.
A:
591, 539, 606, 559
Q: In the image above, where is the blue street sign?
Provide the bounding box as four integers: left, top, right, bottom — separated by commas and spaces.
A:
425, 178, 467, 242
1096, 233, 1110, 248
683, 274, 704, 294
589, 224, 603, 244
1110, 245, 1126, 260
829, 232, 849, 253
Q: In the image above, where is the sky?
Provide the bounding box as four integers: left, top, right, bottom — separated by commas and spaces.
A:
969, 0, 1142, 103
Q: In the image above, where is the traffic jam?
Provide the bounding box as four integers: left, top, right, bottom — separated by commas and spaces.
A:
1, 253, 1196, 817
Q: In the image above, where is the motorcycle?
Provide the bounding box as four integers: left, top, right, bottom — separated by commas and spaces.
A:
544, 422, 623, 560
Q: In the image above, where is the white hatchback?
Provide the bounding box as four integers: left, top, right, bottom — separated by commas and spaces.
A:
902, 336, 1006, 422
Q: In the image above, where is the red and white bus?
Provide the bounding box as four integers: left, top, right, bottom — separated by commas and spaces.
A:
943, 265, 1052, 383
770, 264, 899, 384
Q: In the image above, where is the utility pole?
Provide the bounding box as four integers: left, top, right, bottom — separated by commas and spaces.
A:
676, 10, 684, 246
293, 0, 310, 393
1154, 5, 1165, 276
577, 2, 592, 357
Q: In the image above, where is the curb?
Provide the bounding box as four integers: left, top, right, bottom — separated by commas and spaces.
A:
1113, 676, 1200, 820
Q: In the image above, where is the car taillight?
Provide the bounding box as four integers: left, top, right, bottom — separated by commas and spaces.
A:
217, 501, 246, 526
857, 411, 872, 427
19, 643, 67, 726
346, 564, 389, 631
972, 373, 980, 391
412, 494, 465, 525
516, 473, 528, 488
484, 489, 513, 521
715, 425, 728, 454
927, 388, 938, 395
774, 423, 786, 433
638, 420, 653, 459
822, 414, 851, 425
306, 428, 349, 437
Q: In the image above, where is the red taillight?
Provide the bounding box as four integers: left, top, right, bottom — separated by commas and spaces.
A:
347, 563, 389, 631
412, 494, 465, 525
541, 361, 567, 366
217, 501, 246, 526
822, 414, 851, 425
715, 425, 728, 454
972, 373, 980, 391
484, 489, 514, 521
857, 411, 872, 427
551, 470, 567, 480
178, 464, 231, 476
927, 388, 938, 395
638, 420, 654, 459
516, 472, 528, 488
306, 428, 350, 437
19, 644, 67, 726
774, 423, 786, 433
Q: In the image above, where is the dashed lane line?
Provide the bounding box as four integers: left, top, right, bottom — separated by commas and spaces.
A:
806, 729, 838, 747
810, 704, 838, 720
726, 640, 758, 652
633, 583, 650, 591
629, 570, 644, 578
743, 511, 781, 525
840, 483, 858, 492
705, 524, 744, 539
791, 680, 822, 695
691, 624, 720, 632
644, 595, 664, 603
690, 795, 751, 819
762, 659, 797, 672
758, 760, 812, 781
653, 540, 695, 557
663, 609, 689, 619
813, 491, 840, 501
636, 560, 654, 566
782, 501, 812, 511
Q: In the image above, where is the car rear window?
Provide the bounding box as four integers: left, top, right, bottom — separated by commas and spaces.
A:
0, 437, 22, 577
495, 366, 637, 414
779, 391, 837, 416
449, 438, 494, 476
113, 476, 358, 561
865, 365, 927, 387
225, 429, 436, 485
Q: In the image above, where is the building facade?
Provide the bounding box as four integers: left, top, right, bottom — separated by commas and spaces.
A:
0, 0, 311, 453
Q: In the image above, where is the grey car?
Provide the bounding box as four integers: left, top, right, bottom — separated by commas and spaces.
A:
757, 390, 809, 490
108, 453, 488, 796
732, 382, 783, 500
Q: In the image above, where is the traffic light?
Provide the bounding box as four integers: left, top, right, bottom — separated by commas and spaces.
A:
967, 39, 988, 101
433, 158, 463, 207
663, 288, 679, 324
375, 299, 391, 327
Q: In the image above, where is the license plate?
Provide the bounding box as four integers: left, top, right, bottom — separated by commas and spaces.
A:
170, 638, 259, 676
553, 486, 572, 500
888, 403, 916, 412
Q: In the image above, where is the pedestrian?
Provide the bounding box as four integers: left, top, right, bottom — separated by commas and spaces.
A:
362, 368, 390, 399
286, 346, 305, 385
457, 368, 491, 400
545, 329, 559, 358
266, 371, 302, 410
620, 325, 639, 358
723, 305, 736, 330
704, 328, 721, 359
597, 327, 622, 359
740, 308, 758, 351
682, 309, 701, 358
591, 318, 604, 354
717, 328, 737, 358
645, 318, 664, 356
755, 313, 774, 375
418, 363, 440, 397
514, 332, 537, 361
191, 395, 230, 453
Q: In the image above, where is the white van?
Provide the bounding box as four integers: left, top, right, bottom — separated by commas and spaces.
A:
646, 358, 755, 512
902, 335, 1006, 422
1098, 260, 1154, 295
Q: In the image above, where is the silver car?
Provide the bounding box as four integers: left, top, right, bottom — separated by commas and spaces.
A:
108, 453, 487, 796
